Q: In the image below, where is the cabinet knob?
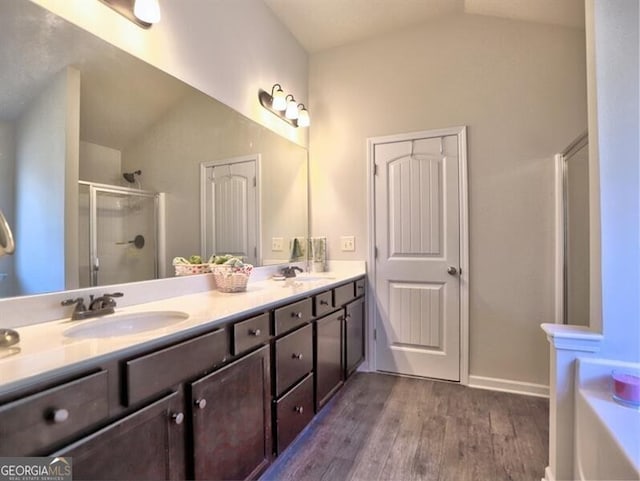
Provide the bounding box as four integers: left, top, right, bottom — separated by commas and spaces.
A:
294, 406, 304, 414
345, 314, 351, 322
48, 408, 69, 424
291, 312, 303, 319
194, 398, 207, 410
291, 353, 304, 360
249, 328, 261, 337
320, 300, 329, 306
171, 412, 184, 425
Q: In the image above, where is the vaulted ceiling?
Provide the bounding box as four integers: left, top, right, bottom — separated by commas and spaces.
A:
263, 0, 585, 52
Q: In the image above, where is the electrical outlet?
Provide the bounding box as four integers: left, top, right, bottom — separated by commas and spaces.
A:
272, 237, 284, 251
340, 236, 355, 252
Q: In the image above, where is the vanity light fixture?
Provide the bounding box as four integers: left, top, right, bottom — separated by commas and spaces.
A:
133, 0, 161, 24
271, 84, 287, 111
258, 84, 310, 128
284, 95, 299, 120
98, 0, 161, 29
297, 104, 310, 128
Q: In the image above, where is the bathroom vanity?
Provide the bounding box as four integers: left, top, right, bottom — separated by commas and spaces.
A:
0, 271, 366, 481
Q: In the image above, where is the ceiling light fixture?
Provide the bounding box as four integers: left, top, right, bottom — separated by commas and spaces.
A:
98, 0, 161, 29
258, 84, 310, 128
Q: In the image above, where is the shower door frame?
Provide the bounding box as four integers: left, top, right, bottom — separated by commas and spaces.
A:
80, 181, 162, 287
553, 131, 589, 325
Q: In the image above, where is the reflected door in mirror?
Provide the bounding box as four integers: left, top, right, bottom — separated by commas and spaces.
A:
202, 157, 258, 265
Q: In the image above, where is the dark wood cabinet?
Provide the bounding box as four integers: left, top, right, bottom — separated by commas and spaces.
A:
275, 373, 314, 454
233, 313, 270, 355
0, 371, 109, 456
345, 296, 365, 378
2, 275, 367, 480
53, 391, 186, 481
124, 328, 228, 407
314, 310, 343, 411
333, 282, 356, 307
273, 298, 312, 335
274, 324, 313, 397
190, 346, 271, 481
313, 291, 333, 317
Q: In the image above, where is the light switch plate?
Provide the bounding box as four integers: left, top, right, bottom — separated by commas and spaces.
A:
340, 236, 355, 252
272, 237, 284, 251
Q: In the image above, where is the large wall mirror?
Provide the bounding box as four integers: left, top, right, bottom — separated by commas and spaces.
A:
0, 0, 308, 299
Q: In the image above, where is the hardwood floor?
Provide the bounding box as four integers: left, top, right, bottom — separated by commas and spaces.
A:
261, 373, 549, 481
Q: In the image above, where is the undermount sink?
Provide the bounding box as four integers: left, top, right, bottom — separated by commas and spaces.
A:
63, 311, 189, 339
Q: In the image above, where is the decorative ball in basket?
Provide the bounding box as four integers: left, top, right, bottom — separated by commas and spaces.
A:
210, 255, 253, 293
172, 255, 211, 276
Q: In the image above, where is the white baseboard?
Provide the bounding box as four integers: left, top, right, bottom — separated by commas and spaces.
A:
543, 465, 555, 481
468, 375, 549, 398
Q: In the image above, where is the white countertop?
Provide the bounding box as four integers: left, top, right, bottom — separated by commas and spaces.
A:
0, 265, 365, 394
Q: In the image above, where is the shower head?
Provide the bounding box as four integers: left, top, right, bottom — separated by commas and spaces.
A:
123, 170, 142, 183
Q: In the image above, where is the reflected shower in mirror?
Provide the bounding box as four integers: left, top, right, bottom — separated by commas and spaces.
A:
0, 1, 308, 299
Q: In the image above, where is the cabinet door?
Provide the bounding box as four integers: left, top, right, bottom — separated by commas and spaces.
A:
190, 346, 271, 481
53, 392, 185, 480
315, 310, 343, 411
345, 297, 365, 378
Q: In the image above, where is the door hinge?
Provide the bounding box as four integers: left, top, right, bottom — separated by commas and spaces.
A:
373, 328, 377, 340
374, 246, 378, 259
373, 164, 378, 176
253, 176, 257, 187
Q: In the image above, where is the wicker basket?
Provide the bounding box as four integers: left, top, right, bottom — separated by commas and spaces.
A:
211, 264, 253, 292
174, 263, 211, 276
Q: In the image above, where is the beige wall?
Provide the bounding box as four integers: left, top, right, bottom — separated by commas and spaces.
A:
0, 122, 16, 297
32, 0, 309, 147
122, 92, 307, 271
309, 14, 587, 385
15, 67, 80, 295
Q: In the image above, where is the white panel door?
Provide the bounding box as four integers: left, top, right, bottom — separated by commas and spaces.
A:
204, 159, 257, 265
374, 134, 461, 381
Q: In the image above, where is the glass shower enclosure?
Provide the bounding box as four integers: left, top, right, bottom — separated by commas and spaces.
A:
79, 181, 163, 288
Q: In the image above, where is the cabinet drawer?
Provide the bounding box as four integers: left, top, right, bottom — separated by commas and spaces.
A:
274, 324, 312, 397
355, 277, 366, 297
0, 371, 109, 455
333, 282, 356, 307
275, 373, 314, 454
273, 298, 312, 335
124, 328, 228, 406
233, 313, 270, 355
313, 290, 333, 317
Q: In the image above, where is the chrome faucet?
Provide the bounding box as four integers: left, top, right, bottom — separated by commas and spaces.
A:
280, 266, 303, 278
61, 292, 123, 320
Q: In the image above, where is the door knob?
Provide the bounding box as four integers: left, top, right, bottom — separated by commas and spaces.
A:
447, 266, 458, 276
